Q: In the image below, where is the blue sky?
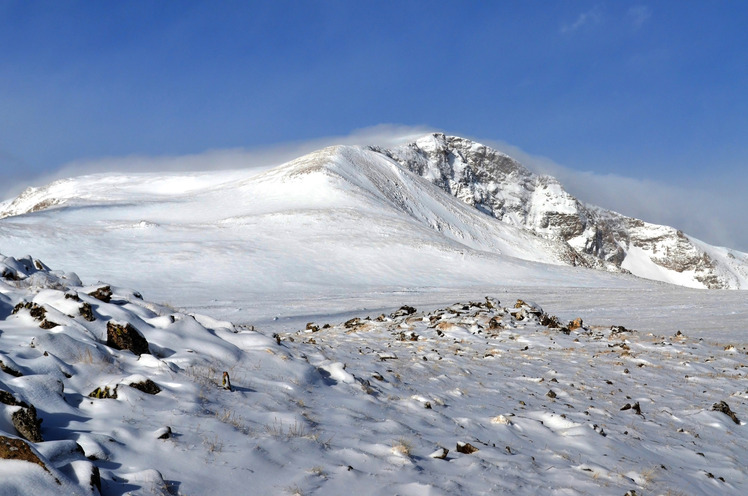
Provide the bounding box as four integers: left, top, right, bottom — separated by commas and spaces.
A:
1, 1, 747, 249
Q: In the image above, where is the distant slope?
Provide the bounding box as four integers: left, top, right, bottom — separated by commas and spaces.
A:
0, 146, 642, 321
1, 134, 745, 298
376, 133, 748, 289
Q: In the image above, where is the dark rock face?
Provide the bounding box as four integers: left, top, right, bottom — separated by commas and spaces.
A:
106, 321, 150, 356
129, 379, 161, 395
0, 390, 43, 442
88, 286, 112, 303
79, 302, 96, 321
12, 404, 44, 442
0, 359, 23, 377
89, 386, 118, 399
0, 435, 57, 482
712, 401, 740, 424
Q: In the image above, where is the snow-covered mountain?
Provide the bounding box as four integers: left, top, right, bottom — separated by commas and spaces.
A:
1, 134, 746, 297
375, 134, 748, 289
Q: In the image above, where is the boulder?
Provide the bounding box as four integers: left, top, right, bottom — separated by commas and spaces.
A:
106, 321, 150, 356
0, 390, 43, 442
0, 435, 57, 482
88, 286, 112, 303
129, 379, 161, 395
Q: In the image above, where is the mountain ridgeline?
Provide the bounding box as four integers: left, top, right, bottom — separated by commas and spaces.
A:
1, 133, 747, 290
372, 134, 747, 289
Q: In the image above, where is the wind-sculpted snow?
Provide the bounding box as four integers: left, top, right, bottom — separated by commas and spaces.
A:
1, 254, 745, 495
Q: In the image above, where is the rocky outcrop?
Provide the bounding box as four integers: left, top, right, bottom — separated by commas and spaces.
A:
0, 390, 44, 442
376, 134, 743, 288
0, 435, 57, 481
106, 321, 150, 356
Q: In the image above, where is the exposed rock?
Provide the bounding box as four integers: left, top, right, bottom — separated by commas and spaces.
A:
378, 133, 742, 289
40, 319, 59, 329
79, 302, 95, 321
0, 390, 44, 442
90, 465, 102, 493
155, 426, 172, 439
610, 325, 634, 336
12, 404, 44, 442
88, 386, 118, 399
429, 447, 449, 459
222, 371, 232, 391
64, 292, 81, 301
88, 286, 112, 303
344, 317, 362, 328
0, 435, 58, 482
129, 379, 161, 395
106, 321, 150, 356
456, 442, 479, 454
12, 301, 47, 321
712, 401, 740, 424
0, 359, 23, 377
391, 305, 417, 318
568, 318, 584, 330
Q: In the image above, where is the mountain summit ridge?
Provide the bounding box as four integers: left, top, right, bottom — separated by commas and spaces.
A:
1, 133, 747, 290
372, 133, 748, 289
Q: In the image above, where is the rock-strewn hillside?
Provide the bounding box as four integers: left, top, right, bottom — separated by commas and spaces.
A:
375, 133, 748, 288
2, 253, 746, 495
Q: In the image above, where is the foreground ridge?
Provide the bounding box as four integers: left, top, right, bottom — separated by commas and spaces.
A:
2, 253, 746, 494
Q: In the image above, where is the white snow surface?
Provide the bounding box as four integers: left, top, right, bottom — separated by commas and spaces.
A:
0, 254, 746, 496
0, 139, 746, 494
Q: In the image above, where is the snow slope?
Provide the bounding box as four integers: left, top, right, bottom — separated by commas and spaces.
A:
380, 134, 748, 289
0, 254, 746, 495
0, 144, 650, 327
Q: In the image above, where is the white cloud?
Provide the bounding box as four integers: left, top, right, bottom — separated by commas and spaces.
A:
0, 124, 436, 198
483, 139, 748, 253
560, 6, 603, 34
4, 125, 746, 253
627, 5, 652, 29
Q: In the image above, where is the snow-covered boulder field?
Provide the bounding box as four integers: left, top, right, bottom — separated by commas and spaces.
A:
1, 253, 746, 495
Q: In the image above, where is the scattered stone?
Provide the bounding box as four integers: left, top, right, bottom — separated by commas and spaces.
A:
456, 442, 479, 454
0, 359, 23, 377
89, 386, 118, 399
712, 401, 740, 424
88, 286, 112, 303
155, 426, 172, 439
12, 301, 47, 321
64, 292, 81, 301
1, 390, 43, 442
568, 318, 584, 330
620, 403, 632, 411
611, 325, 634, 335
39, 319, 58, 329
79, 302, 95, 321
129, 379, 161, 395
546, 389, 557, 399
106, 321, 150, 356
306, 322, 319, 332
429, 447, 449, 459
12, 404, 44, 442
0, 436, 58, 482
222, 371, 232, 391
390, 305, 417, 318
344, 317, 362, 328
